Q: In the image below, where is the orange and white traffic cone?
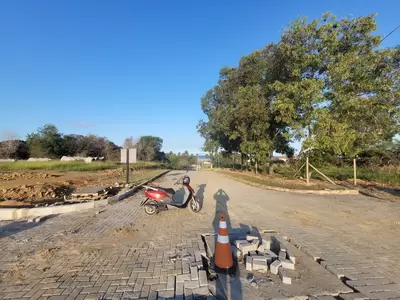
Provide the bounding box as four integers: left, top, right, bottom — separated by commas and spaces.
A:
214, 212, 235, 275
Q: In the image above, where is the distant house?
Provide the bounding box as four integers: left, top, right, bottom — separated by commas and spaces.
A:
198, 155, 212, 168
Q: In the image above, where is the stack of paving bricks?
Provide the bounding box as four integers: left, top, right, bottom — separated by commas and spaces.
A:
234, 234, 297, 285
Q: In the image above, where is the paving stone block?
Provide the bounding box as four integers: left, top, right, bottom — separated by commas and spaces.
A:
190, 266, 199, 280
239, 243, 258, 253
175, 282, 184, 298
192, 286, 209, 297
28, 289, 46, 300
246, 234, 258, 242
279, 250, 287, 260
316, 296, 336, 300
270, 260, 282, 275
83, 294, 98, 300
176, 274, 191, 283
281, 258, 295, 270
346, 278, 393, 287
248, 251, 257, 256
80, 287, 100, 294
42, 282, 62, 289
325, 265, 345, 279
167, 268, 182, 276
338, 292, 370, 300
184, 288, 194, 300
143, 278, 159, 285
252, 260, 268, 272
110, 280, 127, 286
166, 276, 175, 291
184, 280, 200, 289
147, 291, 157, 300
369, 290, 400, 300
231, 245, 240, 258
133, 278, 144, 292
65, 287, 83, 299
199, 270, 208, 287
246, 256, 253, 271
137, 272, 153, 279
234, 240, 248, 248
264, 249, 278, 260
288, 254, 297, 264
278, 268, 292, 285
150, 283, 167, 291
157, 290, 174, 299
47, 295, 68, 300
3, 291, 27, 298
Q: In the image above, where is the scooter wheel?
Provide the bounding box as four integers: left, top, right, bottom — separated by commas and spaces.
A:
144, 204, 158, 215
189, 197, 201, 213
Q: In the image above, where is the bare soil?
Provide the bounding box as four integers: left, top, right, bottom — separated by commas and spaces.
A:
0, 168, 158, 207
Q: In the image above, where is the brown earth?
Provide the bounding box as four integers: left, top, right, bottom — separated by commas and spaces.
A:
0, 168, 156, 207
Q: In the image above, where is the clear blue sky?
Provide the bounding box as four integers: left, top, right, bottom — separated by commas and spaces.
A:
0, 1, 398, 154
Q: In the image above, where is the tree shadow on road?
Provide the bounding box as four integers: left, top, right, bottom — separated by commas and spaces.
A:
212, 189, 243, 300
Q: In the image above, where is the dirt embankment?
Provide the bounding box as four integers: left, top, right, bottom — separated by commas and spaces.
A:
0, 169, 132, 207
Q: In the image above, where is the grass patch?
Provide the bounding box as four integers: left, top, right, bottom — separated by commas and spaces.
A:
0, 161, 120, 172
216, 169, 347, 190
128, 169, 168, 185
0, 160, 172, 173
275, 164, 400, 187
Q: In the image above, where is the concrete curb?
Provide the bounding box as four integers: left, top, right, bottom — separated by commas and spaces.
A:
107, 170, 170, 204
218, 172, 359, 195
0, 170, 170, 221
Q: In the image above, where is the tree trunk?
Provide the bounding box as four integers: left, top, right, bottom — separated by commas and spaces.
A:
241, 152, 244, 170
255, 159, 258, 174
268, 149, 274, 175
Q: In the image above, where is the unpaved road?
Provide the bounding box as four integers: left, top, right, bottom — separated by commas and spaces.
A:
0, 170, 399, 299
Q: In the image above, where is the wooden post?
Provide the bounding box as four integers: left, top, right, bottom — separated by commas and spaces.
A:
126, 149, 129, 184
309, 163, 336, 185
306, 156, 310, 185
353, 158, 357, 185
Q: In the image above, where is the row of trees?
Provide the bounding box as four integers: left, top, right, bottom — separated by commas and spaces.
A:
165, 151, 197, 169
0, 124, 121, 160
198, 13, 400, 173
123, 136, 198, 168
123, 136, 164, 161
0, 126, 200, 169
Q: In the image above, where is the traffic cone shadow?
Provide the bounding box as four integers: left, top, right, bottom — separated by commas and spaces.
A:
211, 189, 243, 300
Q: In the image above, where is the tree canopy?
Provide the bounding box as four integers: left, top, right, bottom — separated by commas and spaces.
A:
198, 13, 400, 172
25, 124, 120, 159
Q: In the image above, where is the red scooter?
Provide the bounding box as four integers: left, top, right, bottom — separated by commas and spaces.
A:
140, 172, 201, 215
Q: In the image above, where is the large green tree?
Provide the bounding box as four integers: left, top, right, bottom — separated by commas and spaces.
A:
199, 12, 399, 170
136, 136, 163, 161
26, 124, 64, 158
273, 13, 400, 157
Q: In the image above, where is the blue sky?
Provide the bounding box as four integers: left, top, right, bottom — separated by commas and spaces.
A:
0, 1, 399, 154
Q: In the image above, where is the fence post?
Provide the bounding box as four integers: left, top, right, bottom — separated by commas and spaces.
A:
126, 149, 129, 184
353, 158, 357, 185
306, 156, 310, 186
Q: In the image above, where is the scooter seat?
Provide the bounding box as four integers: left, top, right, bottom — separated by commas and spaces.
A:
159, 187, 175, 197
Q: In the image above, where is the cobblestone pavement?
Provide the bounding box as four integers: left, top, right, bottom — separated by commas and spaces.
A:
0, 170, 399, 300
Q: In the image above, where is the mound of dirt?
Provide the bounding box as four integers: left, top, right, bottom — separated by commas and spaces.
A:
0, 183, 74, 202
0, 172, 59, 181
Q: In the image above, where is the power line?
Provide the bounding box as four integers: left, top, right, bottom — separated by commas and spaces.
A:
380, 24, 400, 44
